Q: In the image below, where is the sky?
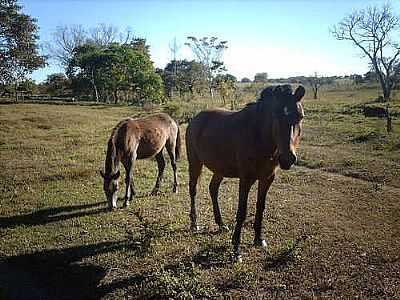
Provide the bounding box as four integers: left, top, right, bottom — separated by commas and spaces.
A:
20, 0, 398, 82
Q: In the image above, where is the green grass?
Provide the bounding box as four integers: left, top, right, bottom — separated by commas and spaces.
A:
0, 86, 399, 299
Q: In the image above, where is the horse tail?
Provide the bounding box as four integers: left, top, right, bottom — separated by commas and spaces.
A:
175, 123, 182, 161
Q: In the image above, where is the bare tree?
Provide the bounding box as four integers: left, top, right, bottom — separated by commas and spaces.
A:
168, 37, 181, 97
44, 24, 87, 68
332, 4, 400, 101
45, 24, 134, 70
308, 72, 322, 99
185, 36, 227, 98
89, 23, 118, 46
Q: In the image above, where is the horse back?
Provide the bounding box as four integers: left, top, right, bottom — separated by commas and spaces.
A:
187, 108, 277, 178
125, 113, 177, 159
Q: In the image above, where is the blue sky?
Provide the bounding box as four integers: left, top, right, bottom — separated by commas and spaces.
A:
21, 0, 397, 82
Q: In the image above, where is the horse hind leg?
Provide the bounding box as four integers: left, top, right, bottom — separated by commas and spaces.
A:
151, 151, 166, 195
209, 174, 229, 232
166, 140, 178, 193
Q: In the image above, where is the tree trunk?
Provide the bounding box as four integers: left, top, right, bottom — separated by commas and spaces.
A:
14, 82, 18, 103
209, 87, 214, 99
90, 69, 99, 102
114, 90, 118, 104
313, 87, 318, 99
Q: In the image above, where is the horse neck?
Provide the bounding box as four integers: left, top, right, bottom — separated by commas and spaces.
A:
105, 136, 119, 176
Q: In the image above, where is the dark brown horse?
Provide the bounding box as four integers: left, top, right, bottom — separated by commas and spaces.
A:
186, 85, 305, 262
100, 113, 181, 210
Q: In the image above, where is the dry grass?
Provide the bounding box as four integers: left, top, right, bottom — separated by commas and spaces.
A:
0, 87, 399, 299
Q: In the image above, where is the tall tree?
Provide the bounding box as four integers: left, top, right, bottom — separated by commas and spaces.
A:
68, 42, 163, 104
307, 72, 322, 99
162, 59, 206, 98
332, 4, 400, 101
0, 0, 46, 100
45, 24, 133, 69
254, 72, 268, 83
185, 36, 227, 98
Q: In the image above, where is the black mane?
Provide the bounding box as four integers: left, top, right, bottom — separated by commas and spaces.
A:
245, 84, 293, 108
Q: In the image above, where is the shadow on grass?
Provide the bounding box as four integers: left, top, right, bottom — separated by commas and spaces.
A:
1, 239, 148, 300
0, 202, 108, 229
264, 234, 308, 271
192, 244, 232, 269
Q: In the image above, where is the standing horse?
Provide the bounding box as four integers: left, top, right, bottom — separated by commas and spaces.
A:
186, 85, 305, 262
100, 113, 181, 210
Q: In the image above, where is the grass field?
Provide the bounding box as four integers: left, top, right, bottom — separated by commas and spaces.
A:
0, 86, 399, 299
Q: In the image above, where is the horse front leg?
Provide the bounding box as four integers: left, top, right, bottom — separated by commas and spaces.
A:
254, 174, 275, 248
232, 177, 255, 262
123, 155, 136, 208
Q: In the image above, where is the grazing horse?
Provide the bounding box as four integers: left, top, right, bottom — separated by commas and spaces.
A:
100, 113, 181, 210
186, 85, 305, 262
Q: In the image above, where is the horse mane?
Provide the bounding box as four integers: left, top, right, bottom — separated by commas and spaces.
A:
244, 84, 293, 109
105, 118, 130, 175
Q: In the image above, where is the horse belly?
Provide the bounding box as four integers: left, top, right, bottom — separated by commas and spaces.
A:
196, 138, 240, 177
136, 133, 167, 159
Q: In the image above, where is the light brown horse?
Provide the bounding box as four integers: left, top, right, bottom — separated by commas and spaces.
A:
186, 85, 305, 262
100, 113, 181, 210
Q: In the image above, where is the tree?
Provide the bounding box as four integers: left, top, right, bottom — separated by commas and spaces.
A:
214, 74, 237, 106
307, 72, 322, 99
332, 4, 400, 101
162, 59, 206, 98
67, 43, 104, 102
241, 77, 251, 83
254, 72, 268, 83
45, 24, 133, 69
0, 0, 46, 101
44, 73, 70, 97
67, 42, 163, 104
185, 36, 227, 98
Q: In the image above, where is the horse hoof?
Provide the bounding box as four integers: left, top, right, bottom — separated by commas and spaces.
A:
233, 254, 243, 263
190, 224, 200, 232
254, 239, 267, 248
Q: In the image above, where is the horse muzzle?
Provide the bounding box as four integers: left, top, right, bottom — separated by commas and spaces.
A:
278, 152, 297, 170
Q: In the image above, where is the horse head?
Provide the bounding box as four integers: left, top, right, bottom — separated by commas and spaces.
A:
263, 85, 305, 170
100, 170, 120, 210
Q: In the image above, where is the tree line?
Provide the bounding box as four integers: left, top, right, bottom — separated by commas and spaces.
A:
1, 0, 400, 105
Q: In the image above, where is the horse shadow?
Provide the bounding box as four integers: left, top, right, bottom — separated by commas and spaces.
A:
1, 239, 148, 299
0, 202, 108, 229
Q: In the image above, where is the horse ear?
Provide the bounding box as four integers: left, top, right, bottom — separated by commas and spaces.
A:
100, 170, 105, 178
260, 86, 274, 100
294, 86, 305, 102
111, 170, 120, 180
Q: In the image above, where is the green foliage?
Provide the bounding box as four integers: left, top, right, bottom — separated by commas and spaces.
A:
162, 59, 207, 97
67, 41, 164, 103
254, 72, 268, 83
0, 0, 46, 84
137, 264, 215, 299
163, 100, 205, 123
185, 36, 228, 96
43, 73, 70, 97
